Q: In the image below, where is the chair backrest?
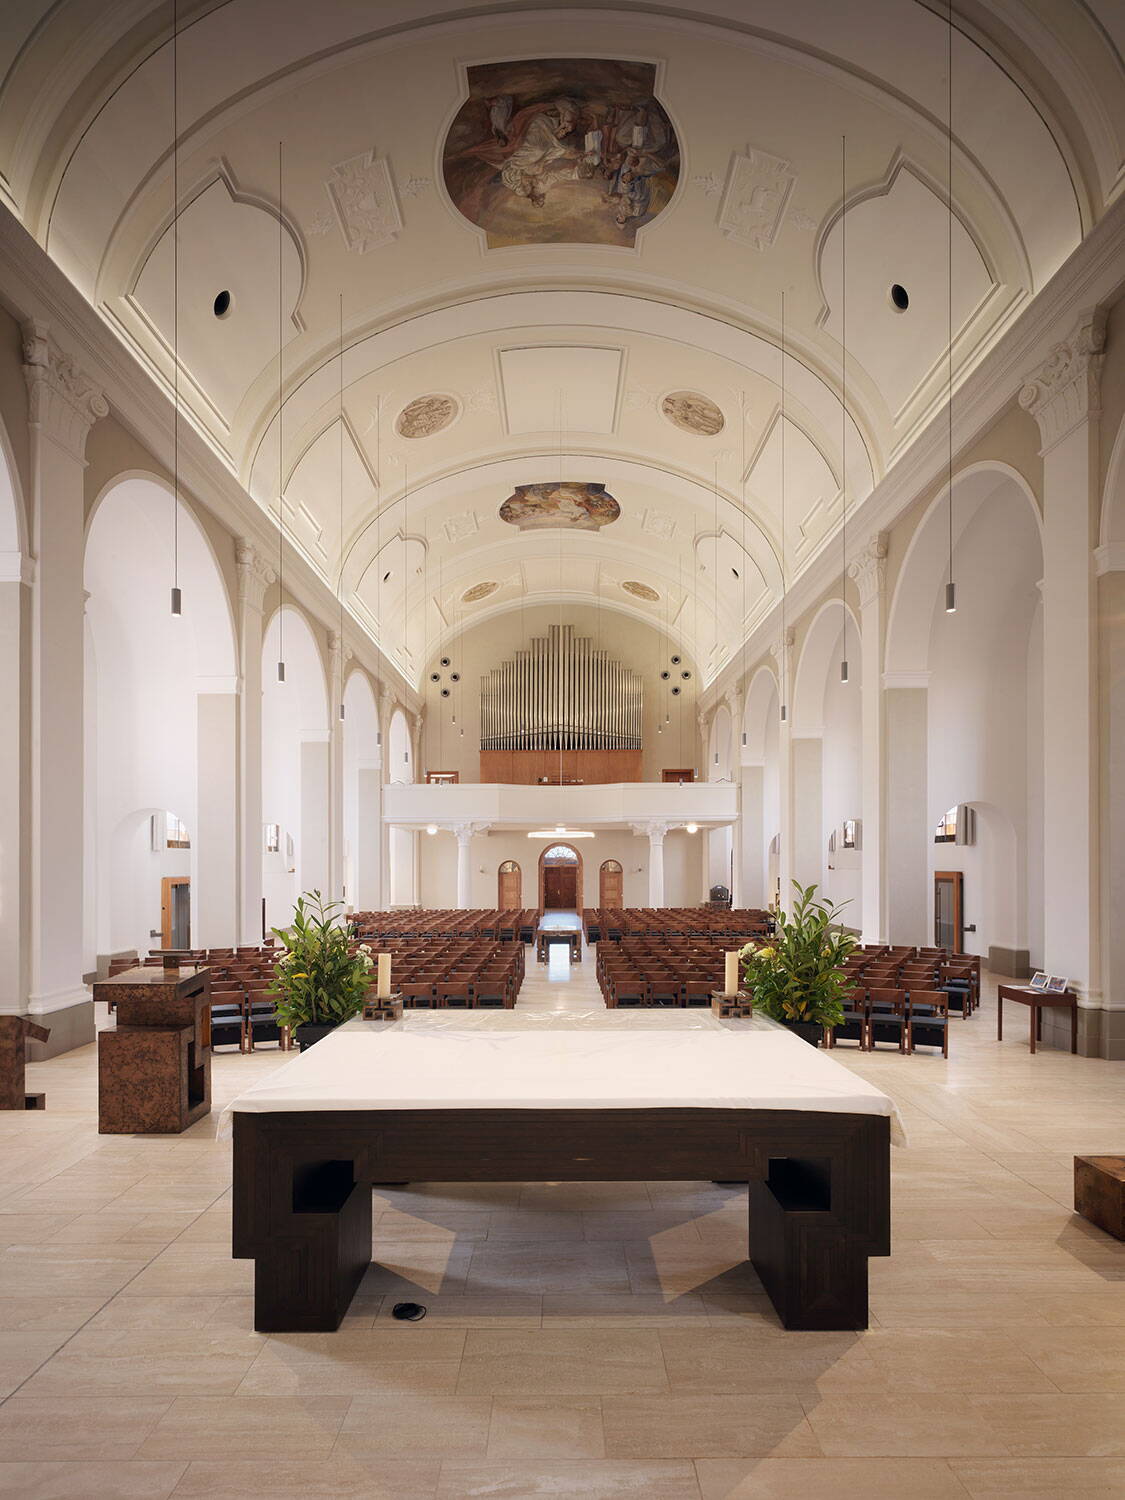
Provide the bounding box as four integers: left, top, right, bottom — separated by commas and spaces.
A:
866, 987, 906, 1008
908, 989, 948, 1015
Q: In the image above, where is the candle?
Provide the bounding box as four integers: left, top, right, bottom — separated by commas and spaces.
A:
725, 950, 739, 998
377, 952, 392, 1000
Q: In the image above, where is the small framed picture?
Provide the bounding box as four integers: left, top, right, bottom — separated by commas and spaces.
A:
1029, 971, 1049, 991
1045, 975, 1069, 994
842, 819, 859, 850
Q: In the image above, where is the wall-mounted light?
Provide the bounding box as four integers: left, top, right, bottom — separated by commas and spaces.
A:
426, 824, 438, 836
685, 822, 698, 834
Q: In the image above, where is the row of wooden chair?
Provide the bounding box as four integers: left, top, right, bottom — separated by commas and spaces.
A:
583, 908, 772, 943
349, 909, 535, 941
830, 987, 951, 1055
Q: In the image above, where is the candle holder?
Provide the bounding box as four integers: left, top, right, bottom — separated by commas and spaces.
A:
711, 990, 753, 1020
363, 992, 403, 1023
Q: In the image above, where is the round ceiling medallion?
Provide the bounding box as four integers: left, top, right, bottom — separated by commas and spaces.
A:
661, 390, 725, 437
462, 581, 499, 603
396, 394, 458, 439
622, 580, 660, 601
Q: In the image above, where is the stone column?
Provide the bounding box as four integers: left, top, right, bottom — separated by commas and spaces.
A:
235, 540, 274, 944
770, 629, 795, 912
453, 821, 489, 909
327, 631, 346, 903
23, 322, 107, 1054
849, 535, 888, 942
1019, 309, 1104, 1048
633, 821, 671, 906
726, 687, 744, 906
0, 552, 31, 1018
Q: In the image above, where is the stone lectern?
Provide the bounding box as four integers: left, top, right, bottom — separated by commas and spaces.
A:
95, 964, 211, 1133
0, 1017, 51, 1109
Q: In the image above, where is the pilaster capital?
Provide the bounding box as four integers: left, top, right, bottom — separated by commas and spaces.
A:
768, 627, 795, 663
1018, 308, 1106, 452
631, 820, 672, 844
847, 532, 888, 608
22, 319, 108, 461
236, 539, 276, 614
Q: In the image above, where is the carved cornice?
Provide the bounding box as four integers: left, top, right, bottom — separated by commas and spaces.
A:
1018, 309, 1106, 452
21, 318, 108, 460
847, 533, 888, 608
236, 538, 276, 614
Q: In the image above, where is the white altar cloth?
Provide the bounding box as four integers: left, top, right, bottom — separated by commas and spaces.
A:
229, 1021, 904, 1143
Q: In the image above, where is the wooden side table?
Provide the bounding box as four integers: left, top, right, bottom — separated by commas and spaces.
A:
95, 964, 212, 1132
997, 984, 1077, 1054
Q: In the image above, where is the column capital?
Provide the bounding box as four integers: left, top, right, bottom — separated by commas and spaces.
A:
452, 820, 488, 843
236, 539, 276, 614
1018, 308, 1106, 453
22, 319, 108, 461
631, 820, 672, 843
847, 532, 888, 608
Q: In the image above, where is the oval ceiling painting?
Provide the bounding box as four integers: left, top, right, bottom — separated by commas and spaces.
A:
396, 394, 458, 438
462, 581, 500, 603
442, 59, 680, 249
661, 390, 725, 436
500, 482, 620, 532
622, 580, 660, 601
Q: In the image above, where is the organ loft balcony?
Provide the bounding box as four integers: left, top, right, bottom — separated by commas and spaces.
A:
381, 779, 738, 833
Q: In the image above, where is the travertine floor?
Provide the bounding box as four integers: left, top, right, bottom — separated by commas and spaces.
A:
1, 941, 1122, 1499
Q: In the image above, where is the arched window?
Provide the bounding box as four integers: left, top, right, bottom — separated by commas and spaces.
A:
542, 845, 579, 863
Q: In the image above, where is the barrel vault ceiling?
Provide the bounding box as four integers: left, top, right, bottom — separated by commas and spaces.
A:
0, 0, 1121, 685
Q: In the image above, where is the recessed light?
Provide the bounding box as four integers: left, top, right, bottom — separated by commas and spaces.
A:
889, 283, 909, 312
213, 289, 232, 318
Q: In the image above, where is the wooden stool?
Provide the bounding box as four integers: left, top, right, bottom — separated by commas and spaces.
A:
1074, 1155, 1125, 1240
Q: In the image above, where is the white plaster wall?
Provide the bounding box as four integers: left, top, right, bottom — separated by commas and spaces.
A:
415, 827, 701, 909
924, 490, 1042, 960
261, 608, 328, 930
819, 641, 862, 917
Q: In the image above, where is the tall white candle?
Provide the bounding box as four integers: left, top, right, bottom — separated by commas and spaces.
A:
725, 950, 739, 997
377, 952, 392, 1000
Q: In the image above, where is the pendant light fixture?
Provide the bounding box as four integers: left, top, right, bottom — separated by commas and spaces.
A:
839, 134, 849, 684
276, 140, 286, 683
944, 1, 957, 614
337, 293, 346, 720
169, 0, 182, 617
780, 292, 789, 722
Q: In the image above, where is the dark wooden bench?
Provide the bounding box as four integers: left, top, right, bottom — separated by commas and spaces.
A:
1074, 1155, 1125, 1240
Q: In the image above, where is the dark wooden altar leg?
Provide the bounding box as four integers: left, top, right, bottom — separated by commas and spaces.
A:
252, 1159, 371, 1332
233, 1117, 372, 1333
749, 1158, 869, 1330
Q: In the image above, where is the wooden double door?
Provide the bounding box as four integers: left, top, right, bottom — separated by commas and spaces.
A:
543, 866, 578, 909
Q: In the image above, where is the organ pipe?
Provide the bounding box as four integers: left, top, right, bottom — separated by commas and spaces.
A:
480, 623, 643, 751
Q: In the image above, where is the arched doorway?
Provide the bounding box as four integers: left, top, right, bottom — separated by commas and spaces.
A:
538, 843, 583, 912
498, 859, 522, 908
599, 858, 623, 908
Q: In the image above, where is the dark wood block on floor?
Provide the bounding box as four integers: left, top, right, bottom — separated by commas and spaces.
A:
1074, 1155, 1125, 1240
0, 1016, 51, 1110
94, 965, 211, 1134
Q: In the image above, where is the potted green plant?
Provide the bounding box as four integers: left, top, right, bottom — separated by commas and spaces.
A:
268, 890, 374, 1050
740, 882, 856, 1046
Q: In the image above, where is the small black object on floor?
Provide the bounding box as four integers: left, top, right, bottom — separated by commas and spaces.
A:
391, 1301, 427, 1321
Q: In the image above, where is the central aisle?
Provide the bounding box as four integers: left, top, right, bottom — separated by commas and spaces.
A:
519, 917, 605, 1015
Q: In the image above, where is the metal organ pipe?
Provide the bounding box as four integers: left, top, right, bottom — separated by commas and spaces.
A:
479, 623, 643, 751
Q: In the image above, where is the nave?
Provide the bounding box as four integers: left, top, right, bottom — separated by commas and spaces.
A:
0, 952, 1120, 1499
